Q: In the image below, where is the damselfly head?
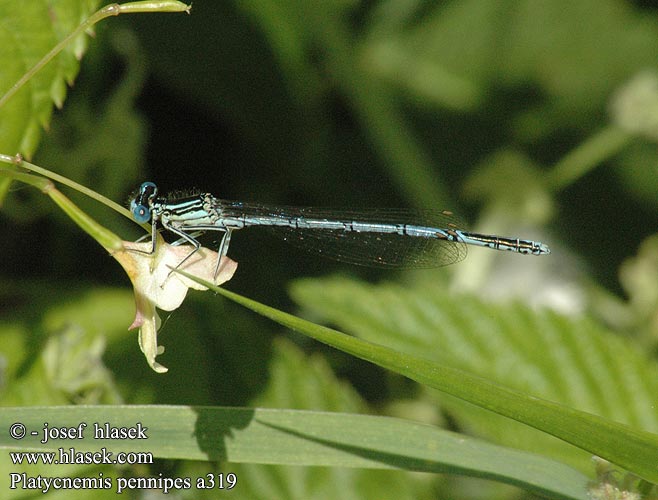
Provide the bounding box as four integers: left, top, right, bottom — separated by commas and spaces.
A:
130, 182, 158, 223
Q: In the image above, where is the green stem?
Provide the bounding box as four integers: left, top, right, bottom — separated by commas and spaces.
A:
546, 126, 631, 191
0, 164, 123, 250
0, 154, 148, 229
0, 167, 51, 190
45, 185, 123, 251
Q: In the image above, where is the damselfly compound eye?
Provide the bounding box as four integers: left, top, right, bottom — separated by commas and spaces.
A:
131, 203, 151, 223
130, 182, 159, 223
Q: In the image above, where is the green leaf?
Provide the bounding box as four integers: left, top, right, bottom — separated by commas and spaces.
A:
0, 317, 125, 408
172, 270, 658, 484
290, 276, 658, 470
223, 338, 434, 500
0, 0, 100, 205
0, 0, 101, 159
0, 405, 590, 500
0, 285, 133, 406
29, 29, 149, 224
0, 1, 189, 206
253, 337, 365, 412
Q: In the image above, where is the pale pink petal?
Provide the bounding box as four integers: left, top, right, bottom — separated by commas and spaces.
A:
112, 239, 237, 373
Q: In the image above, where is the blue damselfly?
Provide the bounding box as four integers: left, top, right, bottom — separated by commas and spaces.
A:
130, 182, 550, 274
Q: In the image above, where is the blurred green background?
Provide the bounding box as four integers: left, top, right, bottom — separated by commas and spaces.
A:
1, 0, 658, 498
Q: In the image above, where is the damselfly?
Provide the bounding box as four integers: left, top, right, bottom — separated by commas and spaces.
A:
130, 182, 550, 275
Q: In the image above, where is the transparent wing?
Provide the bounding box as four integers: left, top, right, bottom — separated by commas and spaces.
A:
219, 201, 469, 268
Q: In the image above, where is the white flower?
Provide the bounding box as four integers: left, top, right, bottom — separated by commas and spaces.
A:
113, 239, 237, 372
